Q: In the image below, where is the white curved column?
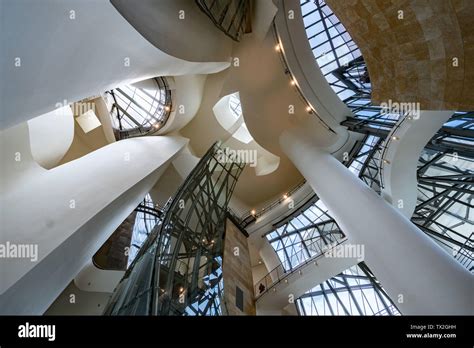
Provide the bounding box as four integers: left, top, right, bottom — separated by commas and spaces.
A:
280, 126, 473, 315
0, 122, 188, 314
1, 0, 229, 130
380, 111, 453, 218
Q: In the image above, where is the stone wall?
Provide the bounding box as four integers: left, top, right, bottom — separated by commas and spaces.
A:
222, 218, 256, 315
326, 0, 474, 110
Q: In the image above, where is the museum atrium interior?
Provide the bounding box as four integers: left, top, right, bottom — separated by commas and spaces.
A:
0, 0, 473, 316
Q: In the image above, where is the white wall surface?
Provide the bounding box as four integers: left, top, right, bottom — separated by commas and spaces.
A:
1, 0, 230, 130
157, 75, 208, 135
381, 111, 453, 217
0, 121, 188, 314
280, 126, 474, 314
27, 106, 75, 169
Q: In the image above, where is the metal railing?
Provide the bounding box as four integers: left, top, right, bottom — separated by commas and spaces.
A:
255, 233, 346, 299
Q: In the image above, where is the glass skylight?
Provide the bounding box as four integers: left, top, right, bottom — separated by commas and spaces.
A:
296, 263, 401, 316
106, 77, 171, 136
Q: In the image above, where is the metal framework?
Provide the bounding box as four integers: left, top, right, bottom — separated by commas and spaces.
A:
126, 194, 164, 267
104, 143, 245, 315
296, 262, 400, 316
301, 0, 362, 101
266, 198, 344, 271
267, 0, 473, 316
301, 0, 474, 273
345, 113, 474, 272
195, 0, 250, 41
106, 76, 172, 139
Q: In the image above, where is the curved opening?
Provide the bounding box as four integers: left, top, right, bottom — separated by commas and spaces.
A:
105, 77, 172, 139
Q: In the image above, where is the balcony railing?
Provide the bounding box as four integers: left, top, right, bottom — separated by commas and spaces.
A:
255, 232, 346, 299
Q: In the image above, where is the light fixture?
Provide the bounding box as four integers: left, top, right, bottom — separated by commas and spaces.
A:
284, 279, 288, 284
383, 159, 391, 164
392, 136, 399, 140
272, 288, 276, 292
153, 123, 160, 128
165, 105, 170, 111
306, 106, 312, 113
283, 194, 288, 199
258, 259, 262, 265
275, 43, 281, 51
298, 270, 302, 275
251, 209, 256, 215
290, 79, 296, 86
179, 287, 184, 293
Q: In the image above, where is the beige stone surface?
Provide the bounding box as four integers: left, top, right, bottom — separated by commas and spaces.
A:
222, 218, 256, 315
326, 0, 474, 110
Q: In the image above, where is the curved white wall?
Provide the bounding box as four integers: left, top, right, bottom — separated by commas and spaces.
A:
28, 106, 75, 169
1, 0, 230, 130
111, 0, 233, 63
74, 262, 125, 293
381, 111, 453, 217
280, 125, 474, 314
157, 75, 208, 135
0, 122, 188, 314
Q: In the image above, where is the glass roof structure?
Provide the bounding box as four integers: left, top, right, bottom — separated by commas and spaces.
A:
266, 199, 344, 271
296, 263, 400, 316
106, 77, 172, 138
261, 0, 473, 316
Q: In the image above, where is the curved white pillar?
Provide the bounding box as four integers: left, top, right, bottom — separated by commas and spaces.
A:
1, 0, 229, 130
0, 122, 188, 314
380, 111, 453, 218
280, 126, 474, 315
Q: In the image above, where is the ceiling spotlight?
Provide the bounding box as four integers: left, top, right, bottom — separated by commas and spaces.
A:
290, 79, 296, 86
284, 279, 288, 284
165, 106, 170, 111
251, 209, 256, 215
275, 43, 281, 51
283, 194, 288, 199
153, 123, 160, 128
392, 136, 399, 140
383, 159, 391, 164
272, 288, 276, 292
306, 106, 312, 113
179, 287, 184, 293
